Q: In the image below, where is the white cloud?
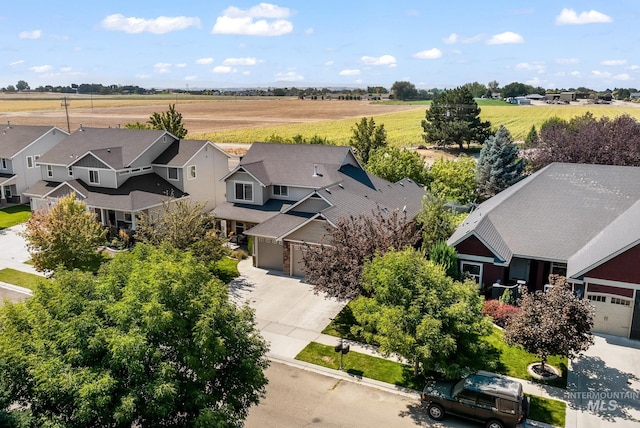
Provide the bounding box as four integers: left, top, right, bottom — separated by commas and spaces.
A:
324, 60, 334, 66
305, 27, 314, 35
154, 63, 172, 73
412, 48, 442, 59
591, 70, 612, 78
223, 57, 258, 66
525, 77, 544, 86
60, 66, 72, 72
614, 73, 630, 81
570, 71, 582, 77
213, 65, 235, 73
196, 57, 214, 65
185, 75, 197, 81
274, 71, 303, 81
339, 69, 360, 76
242, 70, 251, 76
101, 14, 200, 34
442, 32, 483, 44
212, 3, 293, 36
515, 61, 545, 72
556, 58, 580, 65
600, 59, 626, 66
29, 65, 53, 73
19, 30, 41, 39
9, 60, 24, 66
556, 8, 612, 25
176, 63, 187, 68
487, 31, 523, 45
629, 65, 640, 71
361, 55, 396, 66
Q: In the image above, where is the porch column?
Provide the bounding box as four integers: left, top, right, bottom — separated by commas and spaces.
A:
101, 208, 107, 226
131, 213, 137, 231
0, 184, 5, 207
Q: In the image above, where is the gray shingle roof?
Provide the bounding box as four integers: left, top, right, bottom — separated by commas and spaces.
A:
153, 139, 230, 167
449, 162, 640, 275
230, 142, 356, 188
36, 127, 169, 168
243, 212, 313, 238
0, 125, 63, 158
25, 174, 186, 212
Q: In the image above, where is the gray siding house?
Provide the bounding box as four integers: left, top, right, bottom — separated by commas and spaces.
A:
0, 124, 68, 205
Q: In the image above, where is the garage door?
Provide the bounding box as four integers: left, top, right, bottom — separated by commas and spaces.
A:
587, 293, 633, 337
257, 240, 283, 271
291, 244, 306, 278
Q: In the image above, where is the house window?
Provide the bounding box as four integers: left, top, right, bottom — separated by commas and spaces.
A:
68, 166, 73, 177
1, 158, 7, 169
235, 182, 253, 201
587, 294, 607, 303
89, 170, 99, 184
124, 212, 132, 223
461, 261, 483, 284
168, 167, 178, 180
550, 262, 567, 277
26, 156, 34, 168
611, 297, 631, 306
46, 165, 53, 178
189, 165, 196, 179
235, 222, 245, 235
273, 185, 288, 196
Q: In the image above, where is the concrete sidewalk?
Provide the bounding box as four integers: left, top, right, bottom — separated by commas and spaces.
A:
0, 224, 42, 303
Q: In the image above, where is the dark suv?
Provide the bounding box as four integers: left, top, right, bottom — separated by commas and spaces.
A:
420, 371, 528, 428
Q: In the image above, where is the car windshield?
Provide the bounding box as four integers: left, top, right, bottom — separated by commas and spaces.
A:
451, 379, 466, 397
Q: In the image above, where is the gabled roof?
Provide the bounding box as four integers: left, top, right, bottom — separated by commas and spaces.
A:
24, 173, 186, 212
449, 163, 640, 274
0, 125, 66, 158
36, 127, 171, 168
153, 139, 230, 167
221, 142, 358, 188
244, 163, 425, 240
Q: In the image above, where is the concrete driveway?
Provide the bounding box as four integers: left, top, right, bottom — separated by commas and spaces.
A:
0, 224, 38, 302
229, 258, 346, 359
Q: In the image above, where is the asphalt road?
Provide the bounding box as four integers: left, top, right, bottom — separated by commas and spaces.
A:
244, 361, 477, 428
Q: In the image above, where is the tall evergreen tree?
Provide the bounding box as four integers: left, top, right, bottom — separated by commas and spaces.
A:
476, 125, 524, 200
148, 104, 188, 138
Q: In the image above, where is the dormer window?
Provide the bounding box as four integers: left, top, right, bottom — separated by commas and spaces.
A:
89, 170, 99, 184
46, 165, 53, 178
0, 158, 6, 169
273, 185, 288, 197
235, 182, 253, 202
168, 167, 178, 180
68, 166, 73, 177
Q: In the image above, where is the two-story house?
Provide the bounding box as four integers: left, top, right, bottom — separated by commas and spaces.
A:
0, 124, 68, 205
213, 143, 425, 276
24, 127, 230, 229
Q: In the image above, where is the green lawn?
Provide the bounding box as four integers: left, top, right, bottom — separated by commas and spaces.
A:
0, 205, 31, 229
0, 268, 44, 290
295, 342, 566, 426
323, 304, 567, 388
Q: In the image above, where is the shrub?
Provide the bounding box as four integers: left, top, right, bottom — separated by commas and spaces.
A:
483, 299, 521, 328
232, 249, 248, 260
210, 257, 240, 283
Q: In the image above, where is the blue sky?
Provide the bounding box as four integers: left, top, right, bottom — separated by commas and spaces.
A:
1, 1, 638, 90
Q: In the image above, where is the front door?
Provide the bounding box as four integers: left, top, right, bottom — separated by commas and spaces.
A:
629, 291, 640, 340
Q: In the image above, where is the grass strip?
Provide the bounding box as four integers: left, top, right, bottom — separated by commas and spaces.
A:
0, 268, 44, 290
0, 205, 31, 229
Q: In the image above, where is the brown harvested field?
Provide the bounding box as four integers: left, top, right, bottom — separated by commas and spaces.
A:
0, 95, 421, 134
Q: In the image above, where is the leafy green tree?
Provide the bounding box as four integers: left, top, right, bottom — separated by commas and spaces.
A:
135, 198, 227, 267
22, 193, 107, 272
487, 80, 500, 94
390, 81, 418, 101
463, 81, 488, 98
148, 104, 188, 138
0, 244, 269, 427
366, 147, 428, 184
427, 155, 477, 204
15, 80, 29, 91
427, 240, 459, 279
524, 124, 539, 148
302, 208, 420, 300
416, 193, 458, 252
421, 86, 491, 149
505, 278, 594, 372
349, 117, 388, 164
351, 248, 493, 378
475, 125, 524, 200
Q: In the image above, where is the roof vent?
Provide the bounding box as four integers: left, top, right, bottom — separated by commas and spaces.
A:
312, 164, 320, 177
79, 124, 84, 131
6, 121, 11, 128
338, 183, 344, 189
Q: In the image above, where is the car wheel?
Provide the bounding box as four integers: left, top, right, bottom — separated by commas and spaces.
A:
427, 403, 445, 421
485, 420, 504, 428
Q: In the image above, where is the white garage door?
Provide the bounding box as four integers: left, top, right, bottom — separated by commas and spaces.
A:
587, 293, 633, 337
257, 239, 283, 271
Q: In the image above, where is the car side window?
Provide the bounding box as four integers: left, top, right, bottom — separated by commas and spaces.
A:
498, 398, 516, 414
457, 389, 477, 404
477, 393, 495, 408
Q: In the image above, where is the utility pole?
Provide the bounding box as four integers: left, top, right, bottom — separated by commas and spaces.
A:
61, 97, 70, 133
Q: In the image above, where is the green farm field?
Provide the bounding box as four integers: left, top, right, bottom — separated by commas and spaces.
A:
195, 103, 640, 146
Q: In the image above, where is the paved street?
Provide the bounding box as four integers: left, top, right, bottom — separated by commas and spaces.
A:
245, 361, 478, 428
